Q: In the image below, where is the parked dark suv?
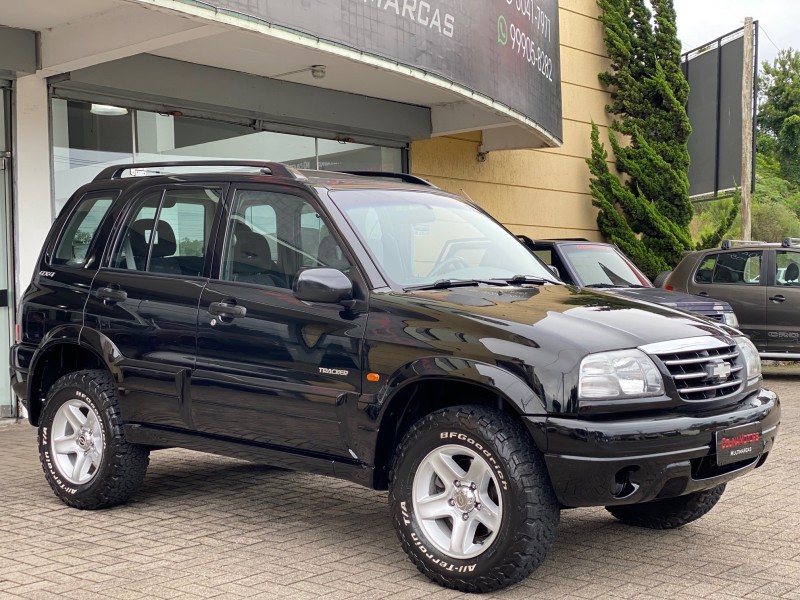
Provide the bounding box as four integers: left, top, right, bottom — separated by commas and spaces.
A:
664, 239, 800, 360
12, 162, 780, 593
517, 238, 739, 326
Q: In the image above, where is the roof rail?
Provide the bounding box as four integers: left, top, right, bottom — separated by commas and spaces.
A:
783, 237, 800, 248
720, 239, 773, 250
92, 161, 303, 182
339, 171, 436, 187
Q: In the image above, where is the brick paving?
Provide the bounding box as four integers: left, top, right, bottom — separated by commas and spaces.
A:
1, 367, 798, 599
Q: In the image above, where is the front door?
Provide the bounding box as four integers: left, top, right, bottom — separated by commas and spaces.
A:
687, 249, 767, 348
193, 185, 365, 458
0, 86, 12, 417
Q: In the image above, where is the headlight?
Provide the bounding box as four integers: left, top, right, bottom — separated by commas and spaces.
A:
578, 349, 664, 400
722, 312, 739, 327
735, 336, 761, 383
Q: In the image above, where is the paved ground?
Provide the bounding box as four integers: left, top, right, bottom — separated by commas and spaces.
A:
1, 367, 798, 600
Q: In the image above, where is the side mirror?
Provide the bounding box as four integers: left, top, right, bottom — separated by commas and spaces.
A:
294, 268, 353, 304
549, 265, 560, 278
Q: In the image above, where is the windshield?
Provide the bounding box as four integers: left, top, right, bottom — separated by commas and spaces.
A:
329, 190, 558, 287
561, 244, 652, 287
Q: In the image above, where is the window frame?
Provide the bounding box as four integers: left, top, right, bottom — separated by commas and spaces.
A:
101, 182, 227, 279
211, 183, 359, 292
693, 249, 766, 286
48, 189, 121, 269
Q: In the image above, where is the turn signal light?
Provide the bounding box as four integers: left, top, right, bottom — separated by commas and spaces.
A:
367, 372, 380, 382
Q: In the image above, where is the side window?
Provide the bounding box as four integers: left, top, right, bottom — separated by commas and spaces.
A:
696, 251, 762, 285
52, 191, 118, 267
221, 189, 350, 289
111, 187, 221, 276
776, 251, 800, 286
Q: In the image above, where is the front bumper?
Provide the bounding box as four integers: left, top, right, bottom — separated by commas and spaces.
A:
538, 388, 780, 508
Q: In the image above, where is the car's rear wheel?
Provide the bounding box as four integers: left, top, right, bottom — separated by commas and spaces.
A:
38, 369, 150, 509
605, 484, 726, 529
389, 406, 559, 593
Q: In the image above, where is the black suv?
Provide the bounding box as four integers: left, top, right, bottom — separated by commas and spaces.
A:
12, 162, 780, 593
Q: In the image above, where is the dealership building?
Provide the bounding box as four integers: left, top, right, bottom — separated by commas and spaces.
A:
0, 0, 611, 416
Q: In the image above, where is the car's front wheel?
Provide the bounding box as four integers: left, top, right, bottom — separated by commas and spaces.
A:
389, 406, 559, 593
38, 369, 150, 509
605, 484, 726, 529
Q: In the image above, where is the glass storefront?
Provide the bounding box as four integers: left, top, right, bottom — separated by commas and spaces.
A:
52, 99, 406, 213
0, 86, 12, 416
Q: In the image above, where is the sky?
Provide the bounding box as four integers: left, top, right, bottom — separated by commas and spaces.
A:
673, 0, 799, 68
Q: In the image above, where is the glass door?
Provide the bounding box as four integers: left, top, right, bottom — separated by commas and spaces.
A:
0, 86, 12, 417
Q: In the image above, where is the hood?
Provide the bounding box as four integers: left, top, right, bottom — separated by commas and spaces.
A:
401, 284, 738, 356
604, 287, 734, 313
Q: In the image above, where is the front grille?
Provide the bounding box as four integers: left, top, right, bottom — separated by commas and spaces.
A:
652, 341, 743, 401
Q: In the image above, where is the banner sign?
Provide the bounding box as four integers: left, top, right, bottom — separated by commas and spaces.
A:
204, 0, 563, 141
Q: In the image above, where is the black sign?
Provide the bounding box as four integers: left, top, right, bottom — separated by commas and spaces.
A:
715, 422, 763, 466
205, 0, 562, 142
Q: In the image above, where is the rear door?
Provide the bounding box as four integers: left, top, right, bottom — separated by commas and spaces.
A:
192, 184, 366, 458
766, 249, 800, 353
85, 184, 224, 429
686, 249, 767, 347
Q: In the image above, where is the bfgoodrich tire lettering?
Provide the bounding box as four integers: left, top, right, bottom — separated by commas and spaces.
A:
605, 484, 726, 529
389, 406, 559, 593
38, 369, 150, 510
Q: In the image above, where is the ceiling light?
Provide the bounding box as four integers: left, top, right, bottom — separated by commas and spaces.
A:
90, 104, 129, 116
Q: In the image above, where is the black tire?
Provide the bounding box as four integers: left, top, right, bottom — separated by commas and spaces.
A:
605, 484, 726, 530
653, 270, 672, 288
389, 406, 559, 593
38, 369, 150, 510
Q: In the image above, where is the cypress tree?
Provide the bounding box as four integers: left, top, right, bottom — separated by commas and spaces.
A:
589, 0, 725, 277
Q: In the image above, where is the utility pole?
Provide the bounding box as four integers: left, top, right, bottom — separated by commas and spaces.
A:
741, 17, 755, 240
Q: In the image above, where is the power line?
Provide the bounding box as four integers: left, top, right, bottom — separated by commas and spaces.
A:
759, 24, 782, 54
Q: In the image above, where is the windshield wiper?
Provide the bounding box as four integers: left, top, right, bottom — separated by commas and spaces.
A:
584, 283, 644, 289
503, 274, 551, 285
404, 279, 509, 291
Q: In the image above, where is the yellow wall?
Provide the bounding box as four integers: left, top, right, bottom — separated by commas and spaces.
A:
411, 1, 614, 241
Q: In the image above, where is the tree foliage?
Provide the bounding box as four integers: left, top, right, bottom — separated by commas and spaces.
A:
759, 48, 800, 184
692, 133, 800, 243
589, 0, 703, 277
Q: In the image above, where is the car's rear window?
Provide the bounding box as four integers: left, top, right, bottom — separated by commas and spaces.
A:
52, 191, 118, 267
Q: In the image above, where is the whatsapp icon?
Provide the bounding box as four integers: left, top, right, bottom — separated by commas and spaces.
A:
498, 15, 508, 45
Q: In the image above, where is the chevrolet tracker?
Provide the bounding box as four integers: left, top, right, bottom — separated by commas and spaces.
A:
12, 162, 780, 593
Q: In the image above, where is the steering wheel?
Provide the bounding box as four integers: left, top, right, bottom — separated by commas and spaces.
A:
428, 256, 470, 278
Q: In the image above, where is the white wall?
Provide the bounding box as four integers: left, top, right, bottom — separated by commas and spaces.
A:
14, 74, 53, 296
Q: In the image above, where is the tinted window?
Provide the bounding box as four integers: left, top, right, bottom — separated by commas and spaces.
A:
52, 191, 118, 267
221, 189, 349, 289
695, 251, 762, 285
776, 250, 800, 286
560, 244, 651, 287
111, 187, 221, 276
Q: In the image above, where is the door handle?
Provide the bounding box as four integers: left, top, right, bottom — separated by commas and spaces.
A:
97, 286, 128, 303
208, 301, 247, 318
769, 295, 786, 303
697, 291, 709, 297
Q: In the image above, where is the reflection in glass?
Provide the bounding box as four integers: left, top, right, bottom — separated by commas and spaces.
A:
51, 100, 406, 214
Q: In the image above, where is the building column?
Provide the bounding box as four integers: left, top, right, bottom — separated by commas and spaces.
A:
13, 74, 53, 296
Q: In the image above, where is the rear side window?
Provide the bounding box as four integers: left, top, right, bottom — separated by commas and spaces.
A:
52, 191, 118, 267
110, 187, 221, 277
695, 251, 762, 285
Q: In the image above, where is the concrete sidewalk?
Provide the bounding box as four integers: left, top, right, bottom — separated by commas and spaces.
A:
1, 370, 798, 599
